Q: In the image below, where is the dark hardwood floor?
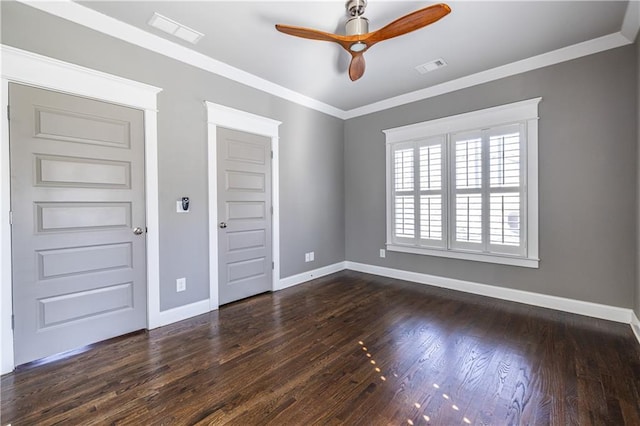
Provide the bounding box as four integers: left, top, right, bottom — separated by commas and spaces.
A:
2, 270, 640, 425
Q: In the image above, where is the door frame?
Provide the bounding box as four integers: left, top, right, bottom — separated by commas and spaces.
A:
1, 45, 162, 374
206, 102, 281, 309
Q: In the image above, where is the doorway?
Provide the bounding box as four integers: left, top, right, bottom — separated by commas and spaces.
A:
1, 46, 161, 373
206, 102, 281, 309
217, 127, 272, 304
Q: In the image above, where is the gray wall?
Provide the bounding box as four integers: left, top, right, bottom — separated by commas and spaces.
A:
345, 45, 637, 308
1, 1, 345, 311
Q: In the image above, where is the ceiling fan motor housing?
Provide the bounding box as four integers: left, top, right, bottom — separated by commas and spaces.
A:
347, 0, 367, 17
346, 16, 369, 36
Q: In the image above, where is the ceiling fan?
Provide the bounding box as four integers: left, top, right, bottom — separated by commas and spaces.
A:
275, 1, 451, 82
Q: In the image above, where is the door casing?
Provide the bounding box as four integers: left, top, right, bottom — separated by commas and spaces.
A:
1, 45, 162, 373
206, 101, 281, 310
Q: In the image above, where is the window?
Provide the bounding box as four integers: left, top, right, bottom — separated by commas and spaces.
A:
384, 98, 540, 268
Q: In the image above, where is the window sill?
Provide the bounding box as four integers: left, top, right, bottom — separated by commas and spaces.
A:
386, 244, 539, 268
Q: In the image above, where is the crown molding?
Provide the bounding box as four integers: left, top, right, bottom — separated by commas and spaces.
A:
17, 0, 637, 121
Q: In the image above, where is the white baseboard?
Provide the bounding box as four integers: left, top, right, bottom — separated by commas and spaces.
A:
345, 261, 634, 324
148, 299, 212, 329
277, 261, 347, 291
631, 312, 640, 346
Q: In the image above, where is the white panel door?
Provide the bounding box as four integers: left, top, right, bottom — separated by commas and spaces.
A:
9, 83, 147, 365
217, 127, 272, 305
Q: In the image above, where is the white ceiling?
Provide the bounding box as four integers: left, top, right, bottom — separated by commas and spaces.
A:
63, 1, 637, 116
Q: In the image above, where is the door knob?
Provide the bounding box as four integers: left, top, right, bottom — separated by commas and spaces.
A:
219, 222, 227, 229
133, 227, 144, 235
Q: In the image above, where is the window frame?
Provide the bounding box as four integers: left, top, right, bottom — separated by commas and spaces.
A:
384, 98, 541, 268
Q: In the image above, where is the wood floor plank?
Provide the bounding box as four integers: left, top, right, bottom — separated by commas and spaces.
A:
2, 270, 640, 425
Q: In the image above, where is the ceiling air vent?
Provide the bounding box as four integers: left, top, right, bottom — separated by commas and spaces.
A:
415, 58, 447, 74
148, 12, 204, 44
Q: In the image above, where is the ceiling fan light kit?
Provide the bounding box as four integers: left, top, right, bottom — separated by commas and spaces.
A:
275, 2, 451, 81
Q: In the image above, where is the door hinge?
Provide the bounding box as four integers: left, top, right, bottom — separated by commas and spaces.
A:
270, 150, 273, 159
270, 206, 273, 215
272, 261, 274, 270
11, 314, 14, 330
8, 211, 12, 225
6, 105, 10, 121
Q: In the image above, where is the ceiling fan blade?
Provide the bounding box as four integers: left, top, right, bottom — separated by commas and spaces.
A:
275, 24, 351, 49
364, 3, 451, 46
349, 54, 366, 81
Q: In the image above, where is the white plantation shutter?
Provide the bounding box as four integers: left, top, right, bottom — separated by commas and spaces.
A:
454, 136, 482, 190
488, 124, 525, 255
420, 195, 442, 240
490, 129, 520, 188
392, 145, 415, 243
455, 193, 482, 243
490, 193, 520, 246
384, 98, 539, 267
451, 133, 483, 250
390, 138, 445, 247
394, 148, 414, 192
395, 195, 414, 238
450, 125, 525, 255
418, 139, 445, 247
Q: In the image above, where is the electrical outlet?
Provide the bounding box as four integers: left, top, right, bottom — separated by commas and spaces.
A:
380, 249, 386, 258
309, 251, 314, 261
176, 277, 186, 292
